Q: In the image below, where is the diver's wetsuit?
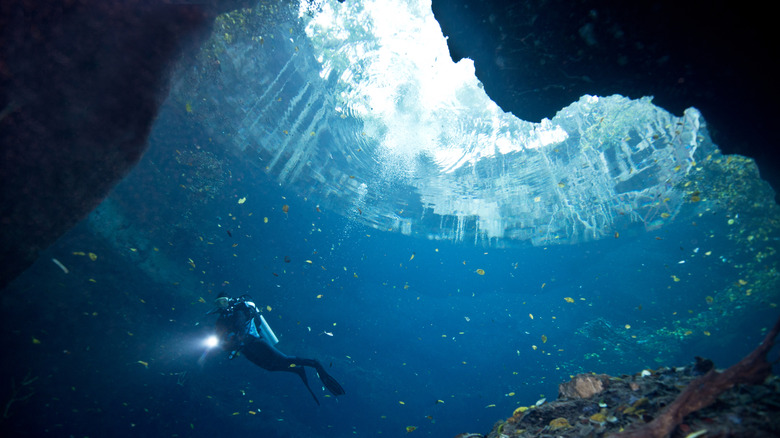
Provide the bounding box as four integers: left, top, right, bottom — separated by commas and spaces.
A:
213, 295, 345, 405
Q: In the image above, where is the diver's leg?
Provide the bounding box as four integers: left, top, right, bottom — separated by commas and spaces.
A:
289, 357, 345, 396
239, 340, 321, 404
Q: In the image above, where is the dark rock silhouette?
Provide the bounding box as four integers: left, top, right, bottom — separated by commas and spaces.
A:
0, 0, 248, 288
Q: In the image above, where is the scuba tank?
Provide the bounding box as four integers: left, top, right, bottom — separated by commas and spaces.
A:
258, 314, 279, 345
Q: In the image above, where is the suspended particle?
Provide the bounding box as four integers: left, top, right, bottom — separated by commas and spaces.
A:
51, 258, 69, 274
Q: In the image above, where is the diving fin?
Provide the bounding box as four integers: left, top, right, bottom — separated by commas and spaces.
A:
317, 369, 345, 396
296, 368, 320, 406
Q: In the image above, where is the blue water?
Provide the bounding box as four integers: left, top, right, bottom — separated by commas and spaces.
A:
3, 3, 780, 435
2, 95, 776, 438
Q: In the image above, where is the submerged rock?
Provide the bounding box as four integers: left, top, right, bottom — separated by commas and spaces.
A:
479, 361, 780, 438
558, 373, 610, 400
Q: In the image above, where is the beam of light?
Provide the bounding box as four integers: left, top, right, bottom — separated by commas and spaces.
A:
203, 335, 219, 349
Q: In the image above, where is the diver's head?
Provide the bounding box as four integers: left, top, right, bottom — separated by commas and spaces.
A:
215, 292, 230, 309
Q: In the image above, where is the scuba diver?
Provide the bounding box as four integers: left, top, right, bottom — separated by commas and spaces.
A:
208, 293, 345, 405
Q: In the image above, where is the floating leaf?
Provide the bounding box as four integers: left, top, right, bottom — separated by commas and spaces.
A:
51, 258, 68, 274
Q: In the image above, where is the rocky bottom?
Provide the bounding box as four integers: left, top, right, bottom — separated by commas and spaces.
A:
456, 357, 780, 438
